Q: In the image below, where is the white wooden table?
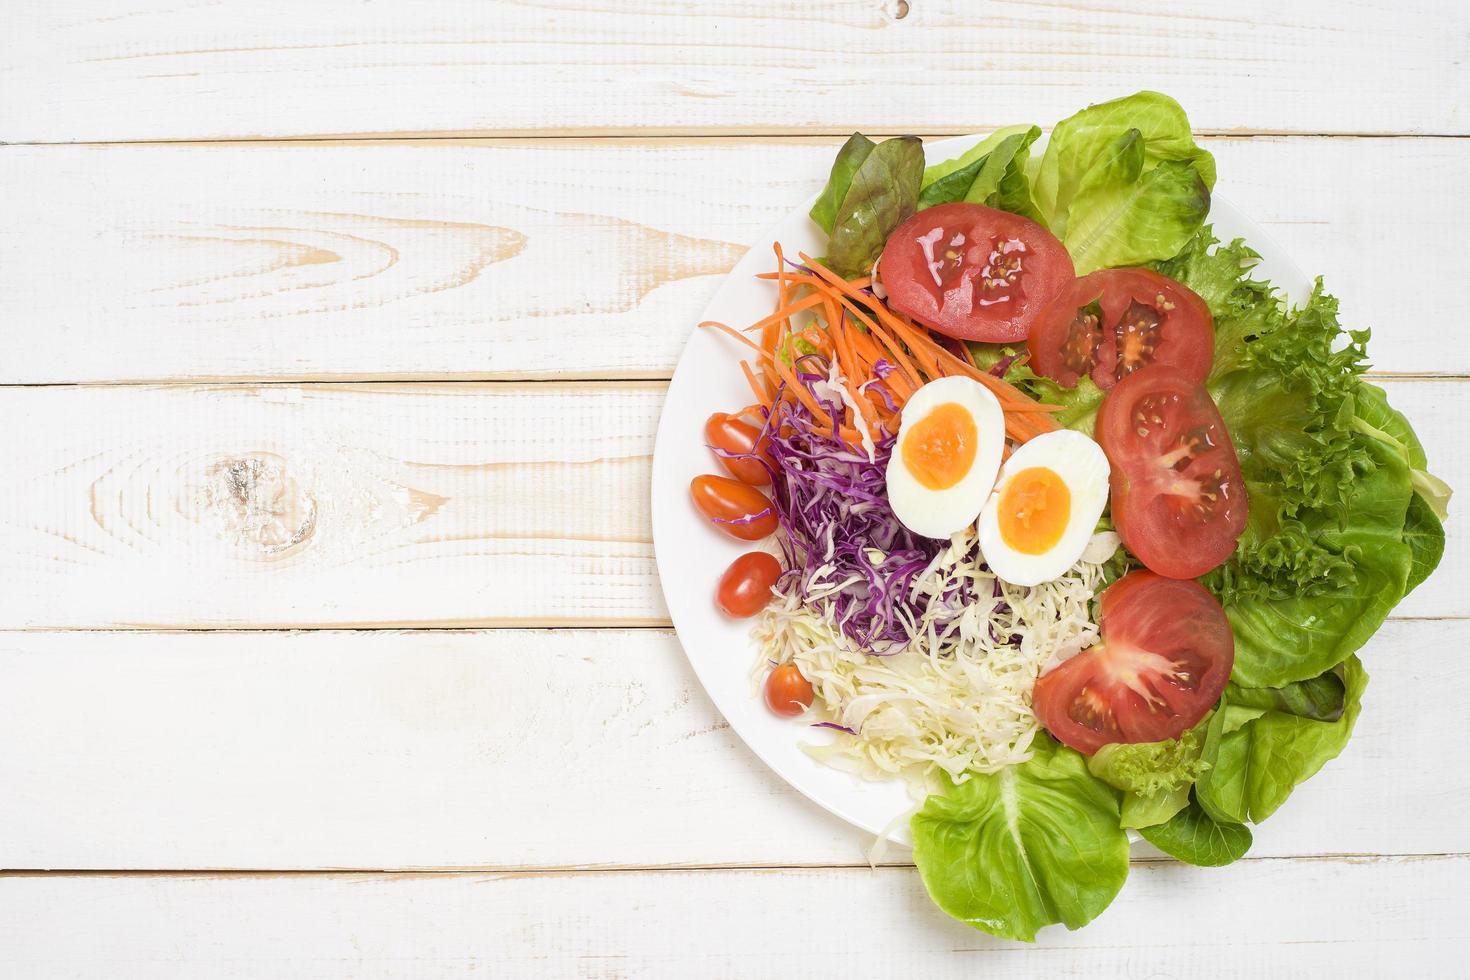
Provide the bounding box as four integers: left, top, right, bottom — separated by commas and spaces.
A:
3, 2, 1467, 975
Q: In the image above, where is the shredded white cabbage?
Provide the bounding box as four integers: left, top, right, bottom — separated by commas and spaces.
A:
753, 525, 1115, 796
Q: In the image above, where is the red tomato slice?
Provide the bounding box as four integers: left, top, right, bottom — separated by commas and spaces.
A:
878, 202, 1075, 343
1029, 268, 1214, 390
1095, 368, 1247, 579
1033, 570, 1234, 754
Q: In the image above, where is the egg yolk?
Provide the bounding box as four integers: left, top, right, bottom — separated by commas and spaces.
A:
997, 467, 1072, 554
902, 402, 978, 490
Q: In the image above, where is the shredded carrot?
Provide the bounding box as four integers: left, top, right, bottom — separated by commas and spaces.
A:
741, 291, 827, 334
712, 243, 1064, 451
701, 319, 764, 352
740, 360, 770, 408
797, 253, 1061, 441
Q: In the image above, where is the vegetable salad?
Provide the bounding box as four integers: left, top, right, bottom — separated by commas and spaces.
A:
686, 92, 1449, 941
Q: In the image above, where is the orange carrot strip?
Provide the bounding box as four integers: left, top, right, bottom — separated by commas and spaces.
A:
742, 291, 827, 334
756, 272, 873, 290
766, 349, 829, 420
824, 298, 872, 434
828, 293, 926, 388
701, 320, 762, 352
740, 361, 770, 407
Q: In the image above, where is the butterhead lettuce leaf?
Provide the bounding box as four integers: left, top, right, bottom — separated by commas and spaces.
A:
1032, 91, 1215, 273
910, 738, 1129, 942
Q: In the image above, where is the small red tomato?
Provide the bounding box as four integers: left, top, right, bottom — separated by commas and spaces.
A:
764, 663, 815, 718
690, 475, 778, 540
705, 413, 775, 486
717, 552, 782, 617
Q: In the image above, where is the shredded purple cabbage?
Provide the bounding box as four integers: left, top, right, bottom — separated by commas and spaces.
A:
759, 354, 985, 655
990, 351, 1021, 378
810, 721, 859, 735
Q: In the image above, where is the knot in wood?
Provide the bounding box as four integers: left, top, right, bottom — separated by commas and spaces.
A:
201, 453, 317, 560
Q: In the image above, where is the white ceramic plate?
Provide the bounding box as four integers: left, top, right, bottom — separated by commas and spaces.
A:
651, 133, 1311, 843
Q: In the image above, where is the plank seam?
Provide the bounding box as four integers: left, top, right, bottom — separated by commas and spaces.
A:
1, 373, 1466, 390
1, 614, 1461, 634
3, 853, 1464, 877
4, 131, 1470, 148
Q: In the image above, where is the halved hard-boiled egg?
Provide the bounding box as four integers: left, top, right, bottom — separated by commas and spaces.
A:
978, 429, 1110, 586
886, 376, 1005, 539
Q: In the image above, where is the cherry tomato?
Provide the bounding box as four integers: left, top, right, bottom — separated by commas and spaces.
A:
704, 413, 774, 486
690, 474, 778, 541
764, 663, 815, 718
878, 202, 1075, 343
1095, 368, 1247, 579
717, 551, 783, 617
1033, 570, 1234, 754
1029, 268, 1214, 390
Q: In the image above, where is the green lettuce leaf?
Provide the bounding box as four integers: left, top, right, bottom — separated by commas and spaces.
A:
922, 125, 1034, 187
972, 348, 1105, 436
1354, 381, 1452, 524
1033, 91, 1215, 273
917, 126, 1043, 219
819, 135, 924, 278
810, 133, 875, 235
910, 738, 1130, 942
1218, 425, 1411, 688
1197, 658, 1367, 824
1227, 671, 1345, 723
1152, 230, 1430, 688
1138, 798, 1252, 867
1403, 493, 1446, 594
1087, 719, 1211, 829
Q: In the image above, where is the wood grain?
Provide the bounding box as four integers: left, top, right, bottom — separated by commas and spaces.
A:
0, 378, 1461, 630
3, 858, 1465, 977
3, 137, 1468, 384
0, 620, 1464, 871
3, 1, 1466, 142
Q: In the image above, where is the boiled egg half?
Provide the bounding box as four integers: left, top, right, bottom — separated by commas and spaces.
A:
886, 376, 1005, 539
978, 429, 1110, 586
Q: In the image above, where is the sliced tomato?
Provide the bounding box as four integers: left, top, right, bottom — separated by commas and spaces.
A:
878, 202, 1075, 343
1029, 268, 1214, 390
1033, 570, 1234, 754
1095, 368, 1247, 579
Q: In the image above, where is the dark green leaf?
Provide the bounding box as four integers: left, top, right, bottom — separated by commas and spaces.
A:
1139, 799, 1252, 867
916, 127, 1042, 218
809, 133, 875, 235
1228, 669, 1346, 723
827, 136, 924, 278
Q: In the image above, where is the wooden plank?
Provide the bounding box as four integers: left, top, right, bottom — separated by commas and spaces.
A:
2, 136, 1467, 384
1, 620, 1464, 870
0, 378, 1462, 629
3, 2, 1466, 142
2, 858, 1466, 977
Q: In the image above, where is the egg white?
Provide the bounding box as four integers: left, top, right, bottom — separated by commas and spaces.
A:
978, 429, 1110, 586
886, 376, 1005, 539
